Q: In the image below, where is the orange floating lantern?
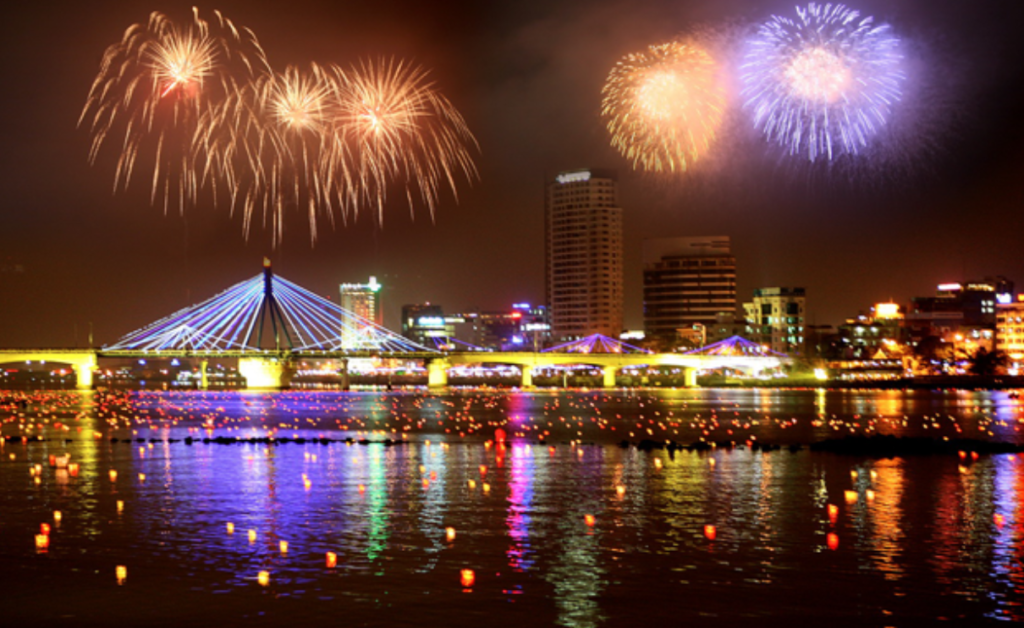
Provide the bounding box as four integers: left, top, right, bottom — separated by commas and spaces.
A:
116, 565, 127, 585
482, 483, 491, 493
994, 514, 1005, 528
35, 534, 49, 551
704, 525, 717, 540
446, 527, 456, 542
116, 500, 124, 513
279, 540, 288, 554
479, 465, 487, 476
226, 522, 234, 534
653, 458, 663, 469
138, 473, 146, 483
257, 570, 270, 586
584, 514, 596, 527
827, 532, 839, 550
958, 450, 967, 460
248, 529, 257, 543
40, 523, 51, 536
358, 484, 366, 494
970, 451, 979, 461
68, 463, 79, 477
467, 480, 477, 489
865, 489, 876, 502
460, 569, 475, 588
844, 490, 858, 504
827, 504, 839, 523
615, 485, 626, 497
708, 458, 716, 468
53, 510, 62, 523
326, 551, 338, 568
109, 469, 117, 482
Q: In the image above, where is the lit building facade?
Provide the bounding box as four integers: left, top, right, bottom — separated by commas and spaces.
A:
339, 277, 382, 349
643, 236, 736, 348
744, 287, 806, 356
996, 298, 1024, 374
545, 169, 623, 341
401, 303, 453, 349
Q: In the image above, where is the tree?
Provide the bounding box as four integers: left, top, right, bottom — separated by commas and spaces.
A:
968, 347, 1008, 377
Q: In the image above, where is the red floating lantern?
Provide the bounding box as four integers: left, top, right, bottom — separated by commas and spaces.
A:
827, 532, 839, 551
460, 569, 475, 588
326, 551, 338, 568
584, 514, 596, 527
704, 525, 717, 540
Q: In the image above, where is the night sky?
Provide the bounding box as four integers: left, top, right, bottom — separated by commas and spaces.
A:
2, 0, 1023, 348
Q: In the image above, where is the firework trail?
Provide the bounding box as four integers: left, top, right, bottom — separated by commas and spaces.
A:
83, 12, 478, 245
79, 8, 270, 213
196, 60, 478, 244
602, 41, 726, 172
740, 3, 905, 162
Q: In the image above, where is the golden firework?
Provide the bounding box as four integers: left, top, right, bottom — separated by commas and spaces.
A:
602, 41, 725, 172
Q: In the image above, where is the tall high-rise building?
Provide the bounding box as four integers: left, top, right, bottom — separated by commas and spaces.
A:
643, 236, 737, 348
744, 287, 806, 355
545, 168, 623, 340
339, 277, 382, 349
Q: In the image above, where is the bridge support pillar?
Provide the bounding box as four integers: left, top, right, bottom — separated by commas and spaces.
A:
602, 365, 617, 388
199, 360, 209, 390
74, 355, 98, 390
339, 358, 350, 391
427, 359, 450, 389
683, 367, 698, 388
238, 357, 294, 390
520, 365, 534, 388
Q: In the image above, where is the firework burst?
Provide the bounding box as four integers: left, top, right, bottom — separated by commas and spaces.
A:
79, 8, 269, 212
602, 41, 726, 172
740, 3, 905, 162
83, 12, 477, 245
333, 59, 479, 222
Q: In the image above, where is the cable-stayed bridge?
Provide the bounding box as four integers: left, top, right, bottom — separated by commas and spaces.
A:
0, 263, 788, 389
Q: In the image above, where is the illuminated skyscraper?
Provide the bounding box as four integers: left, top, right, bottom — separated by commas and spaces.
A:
339, 277, 381, 349
643, 236, 737, 348
744, 287, 806, 355
545, 168, 623, 340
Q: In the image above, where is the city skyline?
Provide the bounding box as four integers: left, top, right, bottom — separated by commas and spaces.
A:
2, 0, 1024, 347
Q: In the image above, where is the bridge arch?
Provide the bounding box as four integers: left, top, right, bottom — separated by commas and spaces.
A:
0, 350, 98, 389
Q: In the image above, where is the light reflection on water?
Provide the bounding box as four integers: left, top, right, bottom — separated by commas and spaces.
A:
1, 387, 1023, 625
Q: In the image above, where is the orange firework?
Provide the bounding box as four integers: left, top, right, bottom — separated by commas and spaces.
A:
80, 8, 270, 213
602, 41, 725, 172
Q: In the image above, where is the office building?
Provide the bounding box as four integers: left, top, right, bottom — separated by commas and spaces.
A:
642, 236, 736, 348
339, 277, 382, 349
744, 287, 806, 355
996, 297, 1024, 374
545, 168, 623, 341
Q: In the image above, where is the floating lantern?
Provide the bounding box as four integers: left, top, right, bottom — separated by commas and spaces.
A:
460, 569, 475, 588
248, 529, 257, 543
865, 489, 876, 502
615, 485, 626, 497
869, 470, 878, 482
827, 504, 839, 523
958, 450, 967, 460
422, 478, 430, 489
827, 533, 839, 550
138, 473, 146, 482
844, 490, 858, 504
430, 471, 437, 481
40, 523, 51, 536
549, 446, 556, 456
970, 451, 979, 461
708, 458, 716, 468
358, 484, 366, 494
226, 522, 234, 534
279, 540, 288, 554
468, 480, 477, 489
68, 463, 79, 477
109, 469, 117, 482
584, 514, 596, 527
116, 500, 124, 513
53, 510, 62, 523
994, 514, 1005, 528
257, 571, 270, 586
850, 470, 858, 480
326, 552, 338, 568
35, 534, 49, 551
703, 524, 718, 540
653, 458, 663, 469
494, 428, 506, 444
48, 454, 56, 467
482, 483, 491, 493
446, 527, 457, 542
479, 465, 487, 476
116, 565, 127, 585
